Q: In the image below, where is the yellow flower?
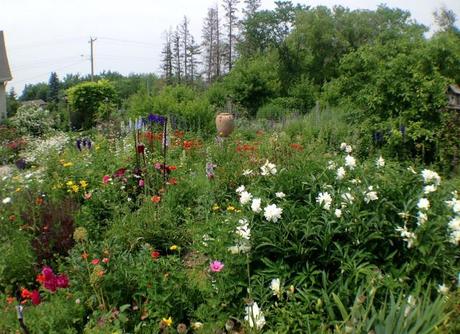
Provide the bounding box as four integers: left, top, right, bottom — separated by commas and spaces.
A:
212, 204, 220, 211
15, 187, 21, 192
71, 185, 79, 193
227, 206, 235, 212
66, 180, 74, 186
63, 162, 73, 167
170, 245, 178, 251
79, 180, 88, 189
161, 317, 173, 327
95, 145, 100, 150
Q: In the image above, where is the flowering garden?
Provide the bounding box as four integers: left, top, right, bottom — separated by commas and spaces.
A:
0, 109, 460, 334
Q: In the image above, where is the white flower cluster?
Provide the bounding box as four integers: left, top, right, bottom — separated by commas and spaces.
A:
260, 160, 277, 176
23, 132, 70, 163
364, 186, 378, 203
447, 192, 460, 245
396, 225, 417, 249
376, 156, 385, 168
340, 142, 353, 154
316, 192, 332, 210
421, 169, 441, 194
235, 185, 283, 223
270, 278, 281, 298
229, 218, 252, 254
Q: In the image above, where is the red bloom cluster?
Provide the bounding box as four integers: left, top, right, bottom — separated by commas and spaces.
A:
142, 131, 164, 143
154, 163, 177, 174
21, 288, 40, 305
151, 250, 160, 260
182, 140, 201, 150
290, 143, 304, 151
236, 144, 257, 152
36, 266, 69, 292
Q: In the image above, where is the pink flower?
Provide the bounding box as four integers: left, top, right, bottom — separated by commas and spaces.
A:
139, 179, 144, 187
91, 259, 100, 265
44, 279, 57, 292
209, 260, 224, 273
42, 266, 54, 280
56, 275, 69, 288
102, 257, 109, 264
102, 175, 111, 184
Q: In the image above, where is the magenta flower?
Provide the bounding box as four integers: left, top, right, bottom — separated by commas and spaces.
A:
42, 266, 54, 280
102, 175, 111, 184
209, 260, 224, 272
56, 275, 69, 288
139, 179, 144, 187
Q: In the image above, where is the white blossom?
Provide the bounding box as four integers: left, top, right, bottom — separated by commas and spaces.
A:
417, 198, 430, 211
239, 191, 253, 205
242, 169, 253, 176
263, 204, 283, 222
417, 212, 428, 226
344, 155, 356, 170
2, 197, 11, 204
236, 219, 251, 240
260, 160, 277, 176
275, 192, 286, 199
316, 192, 332, 210
327, 161, 336, 170
335, 209, 342, 218
396, 225, 416, 248
251, 198, 262, 213
437, 284, 449, 295
423, 185, 437, 194
336, 167, 346, 180
341, 192, 354, 204
244, 302, 266, 330
236, 185, 245, 194
364, 191, 378, 203
340, 142, 347, 151
270, 278, 281, 298
421, 169, 441, 186
228, 243, 251, 254
376, 156, 385, 168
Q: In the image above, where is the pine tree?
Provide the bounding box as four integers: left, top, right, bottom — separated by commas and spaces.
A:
242, 0, 261, 18
187, 36, 201, 82
202, 7, 217, 83
172, 27, 182, 83
48, 72, 60, 102
161, 29, 173, 84
222, 0, 240, 72
180, 16, 190, 82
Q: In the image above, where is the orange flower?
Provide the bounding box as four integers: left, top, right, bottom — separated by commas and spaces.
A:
81, 252, 89, 259
6, 296, 15, 304
290, 143, 303, 151
168, 165, 177, 171
151, 196, 161, 203
167, 178, 177, 185
8, 215, 16, 222
35, 197, 44, 205
36, 273, 46, 284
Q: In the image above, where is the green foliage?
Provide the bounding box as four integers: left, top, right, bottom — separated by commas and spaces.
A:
67, 80, 118, 130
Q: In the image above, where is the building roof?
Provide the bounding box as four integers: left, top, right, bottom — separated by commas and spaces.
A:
0, 31, 12, 83
448, 84, 460, 95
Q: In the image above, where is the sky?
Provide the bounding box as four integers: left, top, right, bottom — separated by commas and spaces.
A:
1, 0, 459, 95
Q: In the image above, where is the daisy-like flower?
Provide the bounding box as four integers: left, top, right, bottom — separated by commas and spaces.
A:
316, 192, 332, 210
209, 260, 224, 272
417, 198, 430, 211
251, 198, 262, 213
340, 142, 348, 151
344, 155, 356, 170
421, 169, 441, 186
341, 192, 354, 204
244, 302, 266, 330
376, 156, 385, 168
345, 145, 353, 153
239, 191, 253, 205
236, 185, 246, 194
336, 167, 346, 180
263, 204, 283, 222
260, 160, 277, 176
2, 197, 11, 204
270, 278, 281, 298
275, 192, 286, 198
236, 219, 251, 240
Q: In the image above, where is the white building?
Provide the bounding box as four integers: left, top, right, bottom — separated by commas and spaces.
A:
0, 31, 12, 121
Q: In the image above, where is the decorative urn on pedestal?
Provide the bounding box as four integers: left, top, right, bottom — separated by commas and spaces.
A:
215, 112, 235, 137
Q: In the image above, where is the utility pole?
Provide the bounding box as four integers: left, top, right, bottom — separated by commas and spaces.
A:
89, 37, 97, 81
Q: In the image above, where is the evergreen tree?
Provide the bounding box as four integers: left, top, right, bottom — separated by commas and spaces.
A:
187, 36, 201, 83
161, 29, 174, 83
243, 0, 261, 18
180, 16, 191, 82
172, 27, 183, 83
48, 72, 60, 102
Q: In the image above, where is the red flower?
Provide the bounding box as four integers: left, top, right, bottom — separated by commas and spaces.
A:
91, 259, 100, 265
44, 279, 57, 292
21, 288, 32, 299
290, 143, 303, 151
6, 296, 15, 304
168, 165, 177, 171
113, 168, 127, 178
102, 175, 111, 184
42, 266, 54, 280
36, 273, 46, 284
137, 143, 145, 154
151, 251, 160, 260
102, 257, 109, 264
31, 290, 41, 305
167, 178, 177, 185
151, 196, 161, 203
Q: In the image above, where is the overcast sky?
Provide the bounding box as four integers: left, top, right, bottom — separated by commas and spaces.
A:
1, 0, 459, 95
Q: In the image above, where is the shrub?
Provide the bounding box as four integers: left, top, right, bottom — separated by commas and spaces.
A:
9, 105, 55, 136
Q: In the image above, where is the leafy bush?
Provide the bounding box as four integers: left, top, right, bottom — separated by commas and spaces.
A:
9, 105, 55, 136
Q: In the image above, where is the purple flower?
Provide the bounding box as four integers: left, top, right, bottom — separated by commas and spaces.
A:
76, 139, 82, 151
209, 260, 224, 272
206, 163, 217, 179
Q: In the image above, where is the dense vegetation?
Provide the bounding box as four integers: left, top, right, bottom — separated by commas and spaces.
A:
1, 2, 460, 333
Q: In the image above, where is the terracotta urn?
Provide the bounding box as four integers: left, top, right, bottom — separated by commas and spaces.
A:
215, 113, 235, 137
